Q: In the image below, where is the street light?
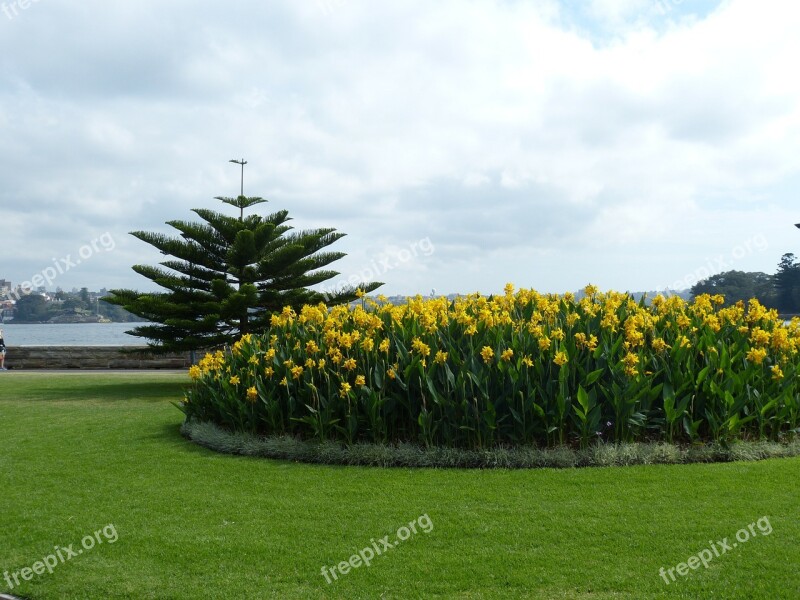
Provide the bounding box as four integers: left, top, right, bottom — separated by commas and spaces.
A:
229, 158, 247, 197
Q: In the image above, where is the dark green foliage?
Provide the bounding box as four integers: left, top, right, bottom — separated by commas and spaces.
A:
690, 270, 776, 307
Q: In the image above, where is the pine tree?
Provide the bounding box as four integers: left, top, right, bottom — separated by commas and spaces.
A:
106, 194, 382, 352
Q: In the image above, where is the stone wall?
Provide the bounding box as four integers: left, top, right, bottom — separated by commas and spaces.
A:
4, 346, 191, 370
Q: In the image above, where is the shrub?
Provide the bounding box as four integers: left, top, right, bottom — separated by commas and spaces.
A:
181, 285, 800, 450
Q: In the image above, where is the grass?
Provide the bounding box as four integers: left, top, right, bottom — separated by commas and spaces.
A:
0, 372, 798, 599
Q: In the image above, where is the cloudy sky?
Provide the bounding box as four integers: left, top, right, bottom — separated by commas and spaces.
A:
2, 0, 799, 297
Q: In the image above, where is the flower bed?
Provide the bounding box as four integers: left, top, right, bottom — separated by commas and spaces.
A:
182, 286, 800, 450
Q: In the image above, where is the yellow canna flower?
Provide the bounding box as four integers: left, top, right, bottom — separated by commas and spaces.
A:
553, 351, 568, 367
651, 338, 669, 353
746, 347, 767, 365
622, 353, 639, 368
522, 356, 534, 368
340, 382, 352, 397
343, 358, 357, 371
379, 338, 390, 353
246, 386, 258, 403
229, 375, 241, 386
434, 350, 448, 365
355, 374, 366, 387
501, 348, 514, 362
411, 337, 431, 357
480, 346, 495, 364
188, 365, 202, 380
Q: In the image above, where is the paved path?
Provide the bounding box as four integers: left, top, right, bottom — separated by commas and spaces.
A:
0, 369, 186, 374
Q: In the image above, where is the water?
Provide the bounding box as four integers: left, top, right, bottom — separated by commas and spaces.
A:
0, 322, 148, 346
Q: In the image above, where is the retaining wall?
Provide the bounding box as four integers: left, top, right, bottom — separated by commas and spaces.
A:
4, 346, 192, 370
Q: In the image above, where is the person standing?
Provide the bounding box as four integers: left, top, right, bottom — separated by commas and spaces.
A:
0, 329, 6, 370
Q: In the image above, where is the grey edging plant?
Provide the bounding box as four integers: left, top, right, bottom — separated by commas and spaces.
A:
181, 419, 800, 469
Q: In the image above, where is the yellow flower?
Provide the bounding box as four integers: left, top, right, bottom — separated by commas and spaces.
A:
500, 348, 514, 362
622, 353, 639, 368
411, 337, 431, 357
750, 328, 771, 347
229, 375, 241, 386
317, 358, 326, 369
771, 365, 784, 380
551, 328, 565, 341
480, 346, 494, 364
280, 377, 288, 386
343, 358, 357, 371
264, 367, 274, 378
504, 282, 515, 296
434, 350, 448, 365
355, 289, 365, 298
339, 382, 352, 397
651, 338, 669, 353
522, 356, 534, 368
586, 335, 598, 351
746, 347, 767, 365
291, 365, 304, 380
379, 338, 390, 353
466, 324, 478, 336
553, 351, 568, 367
305, 340, 320, 354
361, 337, 375, 352
355, 374, 366, 387
677, 335, 691, 349
387, 367, 397, 380
538, 336, 551, 351
188, 365, 202, 380
246, 386, 258, 403
248, 355, 259, 365
305, 358, 316, 369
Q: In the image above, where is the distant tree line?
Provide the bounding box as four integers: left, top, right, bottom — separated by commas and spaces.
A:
12, 288, 140, 323
690, 253, 800, 314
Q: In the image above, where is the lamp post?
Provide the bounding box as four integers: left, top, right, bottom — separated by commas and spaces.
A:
229, 158, 247, 197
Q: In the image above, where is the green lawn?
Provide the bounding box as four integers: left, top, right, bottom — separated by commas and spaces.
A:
1, 372, 798, 599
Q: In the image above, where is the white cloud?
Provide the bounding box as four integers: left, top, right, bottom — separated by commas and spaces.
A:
1, 0, 799, 296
